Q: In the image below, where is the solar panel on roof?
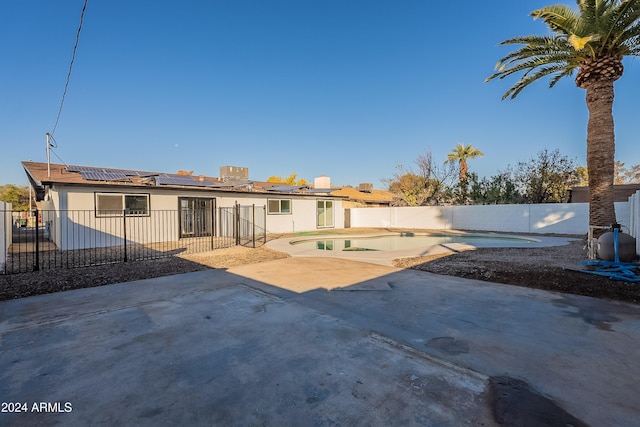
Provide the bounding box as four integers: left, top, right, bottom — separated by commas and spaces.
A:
156, 174, 216, 187
67, 166, 218, 186
304, 188, 335, 194
67, 165, 95, 173
81, 170, 129, 181
67, 166, 130, 181
67, 165, 160, 181
265, 185, 308, 193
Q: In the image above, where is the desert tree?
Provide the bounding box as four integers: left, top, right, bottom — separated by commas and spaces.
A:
513, 149, 581, 203
385, 150, 456, 206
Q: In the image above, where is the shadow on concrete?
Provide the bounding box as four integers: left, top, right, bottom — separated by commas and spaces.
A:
2, 255, 640, 425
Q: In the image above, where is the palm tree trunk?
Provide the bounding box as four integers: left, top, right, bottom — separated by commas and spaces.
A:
459, 160, 468, 183
585, 79, 617, 230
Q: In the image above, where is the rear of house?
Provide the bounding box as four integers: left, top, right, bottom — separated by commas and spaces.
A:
0, 162, 344, 273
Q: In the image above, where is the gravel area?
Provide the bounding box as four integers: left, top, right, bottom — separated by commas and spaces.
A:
393, 239, 640, 304
0, 245, 289, 301
1, 233, 638, 304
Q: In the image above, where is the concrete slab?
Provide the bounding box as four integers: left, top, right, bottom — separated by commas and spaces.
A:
228, 257, 399, 292
1, 255, 639, 426
1, 271, 493, 426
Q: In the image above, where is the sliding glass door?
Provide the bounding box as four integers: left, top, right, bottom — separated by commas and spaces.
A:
316, 199, 334, 228
179, 198, 214, 238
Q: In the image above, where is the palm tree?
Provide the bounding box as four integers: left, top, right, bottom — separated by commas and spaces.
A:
486, 0, 640, 229
445, 143, 484, 183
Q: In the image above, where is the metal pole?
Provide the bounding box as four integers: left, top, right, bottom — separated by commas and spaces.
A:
2, 206, 6, 274
46, 133, 51, 178
252, 204, 256, 248
34, 208, 40, 271
235, 202, 240, 246
214, 203, 216, 250
123, 209, 128, 262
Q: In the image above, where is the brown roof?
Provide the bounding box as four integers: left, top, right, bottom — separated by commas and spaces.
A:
329, 187, 393, 204
23, 162, 392, 203
21, 162, 347, 199
22, 161, 227, 190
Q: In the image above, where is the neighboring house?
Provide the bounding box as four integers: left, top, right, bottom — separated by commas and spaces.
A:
329, 185, 393, 208
256, 177, 392, 208
22, 161, 345, 250
569, 184, 640, 203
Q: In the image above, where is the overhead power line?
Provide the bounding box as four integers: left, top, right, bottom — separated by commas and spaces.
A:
51, 0, 89, 137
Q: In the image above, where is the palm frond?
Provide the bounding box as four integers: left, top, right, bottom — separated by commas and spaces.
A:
599, 0, 640, 54
577, 0, 599, 29
608, 2, 640, 50
488, 0, 640, 98
531, 5, 580, 35
499, 35, 560, 46
487, 36, 578, 83
548, 68, 576, 88
493, 36, 576, 68
503, 64, 573, 100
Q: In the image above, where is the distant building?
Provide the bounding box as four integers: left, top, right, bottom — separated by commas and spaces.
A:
220, 166, 249, 183
329, 185, 393, 208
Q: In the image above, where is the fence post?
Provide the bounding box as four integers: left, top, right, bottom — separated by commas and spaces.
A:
210, 204, 215, 250
123, 209, 128, 262
263, 205, 267, 244
33, 208, 40, 271
252, 204, 256, 248
235, 202, 240, 246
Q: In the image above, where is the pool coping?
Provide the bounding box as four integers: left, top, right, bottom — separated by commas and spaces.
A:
266, 230, 578, 266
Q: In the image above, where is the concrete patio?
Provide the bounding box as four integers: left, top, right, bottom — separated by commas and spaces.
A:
1, 256, 639, 426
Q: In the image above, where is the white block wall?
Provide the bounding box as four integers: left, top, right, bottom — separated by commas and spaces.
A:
350, 202, 630, 235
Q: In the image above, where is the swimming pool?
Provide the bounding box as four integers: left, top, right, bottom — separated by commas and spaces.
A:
290, 233, 538, 252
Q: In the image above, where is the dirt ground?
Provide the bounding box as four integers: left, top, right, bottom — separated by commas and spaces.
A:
394, 239, 640, 304
1, 235, 639, 304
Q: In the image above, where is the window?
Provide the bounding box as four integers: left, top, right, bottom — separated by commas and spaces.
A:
267, 199, 292, 215
317, 199, 334, 228
95, 193, 150, 216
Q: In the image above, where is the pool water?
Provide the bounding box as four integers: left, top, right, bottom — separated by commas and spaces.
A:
290, 234, 536, 252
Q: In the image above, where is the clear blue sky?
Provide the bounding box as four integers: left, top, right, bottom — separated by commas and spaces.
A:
2, 1, 639, 189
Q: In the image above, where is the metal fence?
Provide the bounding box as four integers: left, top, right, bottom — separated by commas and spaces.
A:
1, 204, 266, 274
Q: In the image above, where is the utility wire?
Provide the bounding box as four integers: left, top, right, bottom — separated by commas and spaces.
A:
51, 0, 89, 137
48, 135, 69, 166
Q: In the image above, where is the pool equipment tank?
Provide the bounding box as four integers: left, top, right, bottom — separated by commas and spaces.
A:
597, 224, 637, 262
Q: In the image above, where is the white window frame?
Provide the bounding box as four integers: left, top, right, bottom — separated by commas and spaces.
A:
316, 199, 334, 228
95, 193, 150, 217
267, 198, 292, 215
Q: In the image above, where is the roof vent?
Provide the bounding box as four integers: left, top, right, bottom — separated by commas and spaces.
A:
358, 183, 373, 193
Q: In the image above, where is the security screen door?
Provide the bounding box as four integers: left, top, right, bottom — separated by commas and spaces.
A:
179, 198, 214, 238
